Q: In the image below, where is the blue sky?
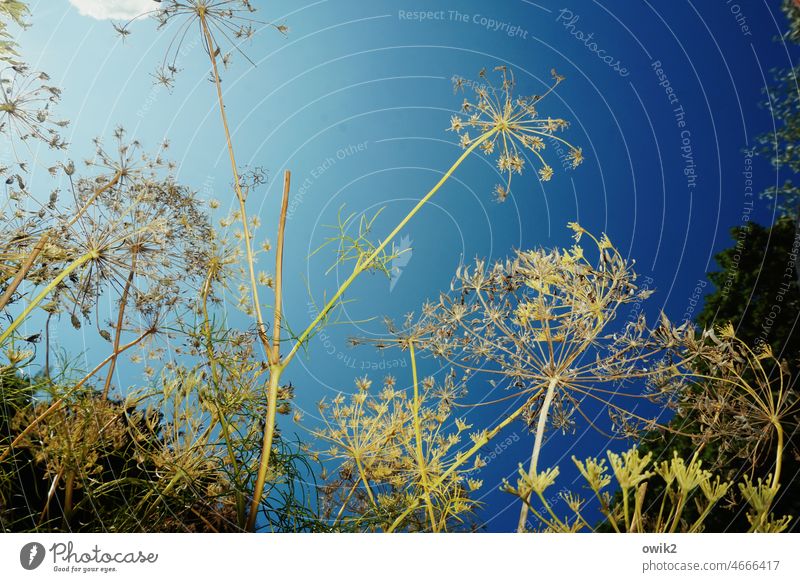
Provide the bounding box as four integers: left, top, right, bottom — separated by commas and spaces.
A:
13, 0, 800, 531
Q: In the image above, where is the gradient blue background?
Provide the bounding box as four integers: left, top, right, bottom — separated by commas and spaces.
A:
13, 0, 799, 531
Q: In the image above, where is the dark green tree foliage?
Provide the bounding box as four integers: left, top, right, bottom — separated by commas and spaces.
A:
758, 1, 800, 214
782, 0, 800, 45
611, 2, 800, 533
757, 65, 800, 215
613, 220, 800, 532
695, 224, 800, 530
699, 218, 800, 362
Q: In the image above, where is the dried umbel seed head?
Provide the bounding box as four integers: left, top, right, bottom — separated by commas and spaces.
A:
114, 1, 286, 87
652, 323, 799, 475
6, 131, 213, 348
0, 65, 68, 169
369, 225, 678, 442
450, 66, 582, 201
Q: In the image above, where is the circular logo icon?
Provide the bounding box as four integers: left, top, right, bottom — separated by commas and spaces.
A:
20, 542, 46, 570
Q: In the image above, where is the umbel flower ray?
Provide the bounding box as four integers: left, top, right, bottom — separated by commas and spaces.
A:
113, 0, 288, 87
450, 66, 583, 201
0, 64, 68, 171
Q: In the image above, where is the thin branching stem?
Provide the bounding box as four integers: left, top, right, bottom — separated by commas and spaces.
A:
199, 12, 270, 356
101, 251, 137, 399
0, 250, 95, 344
410, 340, 437, 531
271, 170, 291, 366
245, 170, 291, 531
282, 129, 498, 370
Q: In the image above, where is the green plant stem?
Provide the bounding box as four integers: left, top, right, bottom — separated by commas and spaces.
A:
0, 251, 94, 345
213, 399, 247, 528
332, 481, 360, 527
200, 9, 283, 531
410, 341, 437, 531
668, 491, 687, 533
102, 253, 137, 399
522, 498, 554, 529
281, 129, 497, 370
200, 276, 220, 382
271, 170, 291, 365
688, 497, 721, 533
354, 454, 378, 507
200, 10, 285, 530
63, 472, 75, 524
591, 483, 621, 533
622, 487, 631, 532
655, 486, 670, 532
199, 13, 271, 356
517, 376, 558, 532
245, 364, 283, 531
244, 172, 291, 531
38, 470, 62, 526
771, 420, 784, 490
631, 483, 646, 533
535, 489, 567, 530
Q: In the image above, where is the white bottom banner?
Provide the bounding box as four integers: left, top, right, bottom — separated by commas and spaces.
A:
1, 533, 797, 581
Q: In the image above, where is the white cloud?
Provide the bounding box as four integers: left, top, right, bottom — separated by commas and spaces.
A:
68, 0, 158, 21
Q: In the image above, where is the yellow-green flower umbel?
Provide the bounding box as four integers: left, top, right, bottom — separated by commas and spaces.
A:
450, 66, 583, 201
